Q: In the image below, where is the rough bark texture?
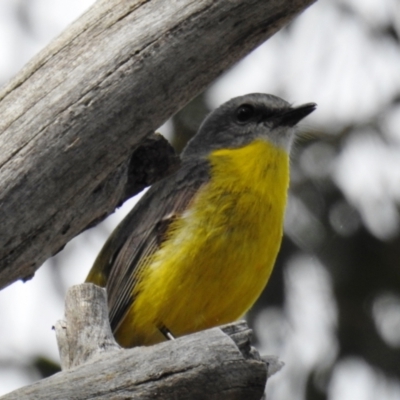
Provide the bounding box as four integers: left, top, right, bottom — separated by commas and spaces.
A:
0, 0, 316, 289
55, 284, 121, 370
1, 283, 275, 400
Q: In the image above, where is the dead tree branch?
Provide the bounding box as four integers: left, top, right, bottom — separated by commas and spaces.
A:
0, 0, 316, 289
1, 284, 284, 399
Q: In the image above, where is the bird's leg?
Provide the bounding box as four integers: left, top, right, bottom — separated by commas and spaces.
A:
159, 325, 176, 341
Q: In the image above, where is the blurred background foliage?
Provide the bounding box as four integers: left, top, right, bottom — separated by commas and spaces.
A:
0, 0, 400, 399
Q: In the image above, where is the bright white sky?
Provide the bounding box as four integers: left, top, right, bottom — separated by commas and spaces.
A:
0, 0, 400, 398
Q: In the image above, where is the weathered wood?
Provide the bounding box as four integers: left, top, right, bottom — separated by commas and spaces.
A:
262, 355, 285, 378
55, 284, 121, 370
0, 0, 316, 289
2, 283, 272, 400
78, 132, 180, 233
4, 327, 267, 399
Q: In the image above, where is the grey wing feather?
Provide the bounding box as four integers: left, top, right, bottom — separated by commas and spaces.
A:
98, 159, 210, 333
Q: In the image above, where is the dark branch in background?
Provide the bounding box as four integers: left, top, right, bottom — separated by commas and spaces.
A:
0, 0, 316, 289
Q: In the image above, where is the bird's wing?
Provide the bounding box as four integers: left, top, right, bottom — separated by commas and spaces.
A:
91, 160, 210, 333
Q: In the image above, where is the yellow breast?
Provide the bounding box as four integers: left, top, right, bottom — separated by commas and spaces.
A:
119, 139, 290, 346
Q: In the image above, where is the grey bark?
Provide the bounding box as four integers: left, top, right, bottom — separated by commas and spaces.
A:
0, 0, 316, 289
0, 283, 283, 399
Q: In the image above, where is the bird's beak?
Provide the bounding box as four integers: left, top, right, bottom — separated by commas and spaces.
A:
279, 103, 317, 127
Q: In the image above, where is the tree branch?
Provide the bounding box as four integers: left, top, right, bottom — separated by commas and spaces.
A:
1, 284, 283, 399
0, 0, 316, 289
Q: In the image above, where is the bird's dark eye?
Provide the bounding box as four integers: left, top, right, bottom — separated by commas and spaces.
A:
235, 104, 255, 123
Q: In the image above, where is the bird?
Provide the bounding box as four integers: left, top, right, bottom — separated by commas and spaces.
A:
86, 93, 316, 347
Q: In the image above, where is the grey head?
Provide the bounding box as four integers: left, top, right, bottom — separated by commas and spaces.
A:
181, 93, 316, 160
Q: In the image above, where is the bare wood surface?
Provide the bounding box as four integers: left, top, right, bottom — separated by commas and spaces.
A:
2, 283, 272, 400
0, 0, 316, 289
55, 283, 121, 370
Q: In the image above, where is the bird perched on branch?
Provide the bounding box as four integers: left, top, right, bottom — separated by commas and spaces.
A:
86, 93, 316, 347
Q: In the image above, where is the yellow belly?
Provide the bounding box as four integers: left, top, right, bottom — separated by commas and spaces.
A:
116, 139, 289, 346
